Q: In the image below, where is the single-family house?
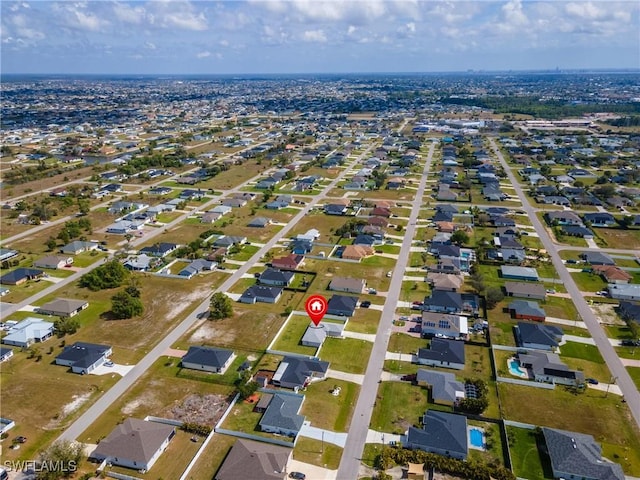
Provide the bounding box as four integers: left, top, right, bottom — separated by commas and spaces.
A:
421, 312, 468, 340
290, 239, 313, 255
608, 283, 640, 301
501, 265, 539, 282
426, 273, 463, 292
258, 393, 305, 438
0, 248, 19, 262
221, 198, 246, 208
247, 217, 272, 228
580, 251, 615, 266
210, 205, 233, 216
272, 356, 329, 389
271, 254, 305, 271
214, 439, 291, 480
583, 212, 616, 227
328, 277, 366, 294
0, 267, 45, 285
324, 204, 347, 215
34, 255, 73, 270
0, 347, 14, 362
55, 342, 112, 374
423, 290, 479, 315
181, 346, 235, 374
416, 370, 465, 406
300, 322, 345, 348
515, 322, 563, 351
90, 418, 175, 472
508, 300, 546, 322
544, 210, 583, 227
2, 318, 54, 347
542, 427, 624, 480
618, 301, 640, 323
213, 236, 247, 248
327, 294, 359, 316
61, 241, 99, 255
139, 243, 178, 258
178, 259, 216, 278
416, 338, 465, 370
406, 411, 468, 460
561, 225, 595, 238
124, 254, 155, 272
239, 285, 283, 304
341, 244, 374, 260
38, 298, 89, 317
518, 351, 584, 386
504, 282, 546, 300
592, 265, 632, 284
259, 268, 295, 287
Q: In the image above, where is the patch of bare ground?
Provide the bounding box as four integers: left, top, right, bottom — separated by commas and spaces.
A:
165, 393, 230, 427
591, 303, 625, 325
122, 390, 161, 415
189, 308, 286, 351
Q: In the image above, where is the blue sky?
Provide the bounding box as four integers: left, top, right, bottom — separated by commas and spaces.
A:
1, 1, 638, 74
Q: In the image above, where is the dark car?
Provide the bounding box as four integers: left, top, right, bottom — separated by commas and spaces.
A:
361, 301, 371, 308
586, 378, 599, 385
289, 473, 306, 480
14, 436, 27, 444
621, 339, 636, 347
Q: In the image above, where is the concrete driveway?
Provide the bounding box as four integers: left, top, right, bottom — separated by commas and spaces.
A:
287, 459, 337, 480
90, 363, 134, 376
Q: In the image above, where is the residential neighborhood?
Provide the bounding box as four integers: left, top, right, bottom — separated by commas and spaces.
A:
0, 72, 639, 480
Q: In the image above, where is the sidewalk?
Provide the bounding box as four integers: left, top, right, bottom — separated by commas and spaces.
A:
342, 331, 376, 342
326, 369, 365, 384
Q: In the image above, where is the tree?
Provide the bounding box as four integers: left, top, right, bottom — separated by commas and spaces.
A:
79, 260, 129, 291
111, 291, 144, 319
54, 317, 80, 337
485, 286, 505, 309
46, 237, 58, 251
235, 370, 258, 399
210, 292, 233, 320
450, 230, 469, 246
36, 439, 84, 480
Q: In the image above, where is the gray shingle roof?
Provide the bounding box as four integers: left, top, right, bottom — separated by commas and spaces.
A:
182, 346, 234, 369
417, 338, 465, 365
259, 393, 305, 433
407, 410, 468, 459
542, 427, 624, 480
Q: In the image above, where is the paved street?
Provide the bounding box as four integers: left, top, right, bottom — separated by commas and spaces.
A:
337, 142, 436, 479
489, 137, 640, 429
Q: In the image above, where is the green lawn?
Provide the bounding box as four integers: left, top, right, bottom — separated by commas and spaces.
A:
498, 383, 640, 476
570, 272, 607, 292
507, 426, 551, 480
560, 342, 605, 363
345, 308, 381, 334
387, 333, 427, 354
319, 337, 372, 374
302, 379, 360, 432
180, 432, 236, 480
628, 367, 640, 390
294, 437, 343, 470
270, 315, 318, 356
370, 382, 428, 434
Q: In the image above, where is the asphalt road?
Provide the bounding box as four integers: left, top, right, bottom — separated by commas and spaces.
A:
337, 142, 436, 479
56, 143, 374, 443
488, 137, 640, 428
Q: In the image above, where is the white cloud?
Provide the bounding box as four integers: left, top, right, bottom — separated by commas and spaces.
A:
146, 1, 208, 31
302, 29, 327, 43
112, 2, 146, 25
197, 50, 211, 58
145, 41, 156, 50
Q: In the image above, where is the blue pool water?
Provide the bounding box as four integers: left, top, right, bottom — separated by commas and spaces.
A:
509, 359, 526, 377
469, 428, 484, 448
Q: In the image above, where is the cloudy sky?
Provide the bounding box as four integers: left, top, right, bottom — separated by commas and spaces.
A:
1, 0, 638, 74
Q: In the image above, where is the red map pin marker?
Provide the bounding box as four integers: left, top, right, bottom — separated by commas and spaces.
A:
305, 294, 328, 326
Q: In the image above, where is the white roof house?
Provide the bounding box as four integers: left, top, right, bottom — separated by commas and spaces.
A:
2, 318, 55, 347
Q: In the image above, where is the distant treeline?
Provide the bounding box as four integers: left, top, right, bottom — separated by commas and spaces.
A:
442, 96, 640, 119
604, 116, 640, 127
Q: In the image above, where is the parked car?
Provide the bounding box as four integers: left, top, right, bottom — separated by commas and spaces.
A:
546, 289, 556, 294
104, 361, 114, 367
386, 271, 392, 277
14, 436, 27, 444
586, 378, 599, 385
412, 301, 423, 306
289, 473, 306, 480
360, 301, 371, 308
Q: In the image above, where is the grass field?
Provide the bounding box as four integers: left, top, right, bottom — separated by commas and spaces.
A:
507, 426, 550, 480
370, 382, 428, 434
387, 333, 427, 354
498, 383, 640, 475
294, 437, 343, 470
270, 315, 319, 356
628, 367, 640, 390
301, 378, 360, 432
319, 337, 372, 374
180, 432, 237, 480
345, 308, 382, 334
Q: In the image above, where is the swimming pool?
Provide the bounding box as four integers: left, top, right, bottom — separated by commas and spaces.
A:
469, 427, 485, 449
509, 359, 527, 378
